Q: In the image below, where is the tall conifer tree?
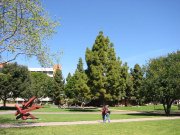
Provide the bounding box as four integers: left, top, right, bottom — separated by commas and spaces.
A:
85, 32, 123, 105
74, 58, 90, 105
65, 73, 76, 99
52, 69, 65, 105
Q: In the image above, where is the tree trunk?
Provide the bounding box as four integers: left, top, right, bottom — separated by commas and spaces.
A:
3, 99, 7, 107
163, 99, 174, 116
124, 97, 128, 107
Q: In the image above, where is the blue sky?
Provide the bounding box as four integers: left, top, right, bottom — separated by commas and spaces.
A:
16, 0, 180, 78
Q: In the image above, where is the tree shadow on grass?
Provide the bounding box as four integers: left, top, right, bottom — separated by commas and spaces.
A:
127, 112, 180, 117
0, 106, 16, 110
0, 116, 39, 124
65, 108, 99, 112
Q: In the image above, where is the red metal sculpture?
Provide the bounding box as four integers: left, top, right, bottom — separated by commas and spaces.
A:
15, 96, 42, 120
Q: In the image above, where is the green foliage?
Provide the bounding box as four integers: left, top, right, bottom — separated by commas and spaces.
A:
0, 0, 59, 66
0, 73, 12, 107
85, 32, 124, 105
65, 73, 76, 100
131, 64, 144, 105
0, 63, 31, 106
144, 51, 180, 115
121, 63, 133, 106
65, 58, 90, 105
29, 72, 53, 98
66, 73, 72, 82
74, 58, 90, 104
52, 69, 65, 105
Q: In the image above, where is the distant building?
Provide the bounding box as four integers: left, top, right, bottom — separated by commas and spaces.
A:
0, 63, 61, 77
28, 64, 61, 77
28, 67, 54, 77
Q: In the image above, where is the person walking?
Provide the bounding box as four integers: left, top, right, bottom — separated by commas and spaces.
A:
104, 105, 110, 123
101, 105, 106, 122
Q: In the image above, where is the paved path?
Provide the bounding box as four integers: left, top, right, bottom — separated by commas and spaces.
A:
0, 116, 180, 128
0, 110, 143, 115
0, 110, 169, 115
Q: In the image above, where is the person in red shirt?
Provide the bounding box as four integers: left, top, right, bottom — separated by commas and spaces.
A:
104, 105, 110, 123
101, 105, 106, 122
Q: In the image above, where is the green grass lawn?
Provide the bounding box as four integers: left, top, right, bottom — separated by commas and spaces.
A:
34, 106, 100, 112
1, 104, 179, 113
0, 119, 179, 135
0, 113, 162, 124
0, 104, 101, 112
111, 104, 179, 112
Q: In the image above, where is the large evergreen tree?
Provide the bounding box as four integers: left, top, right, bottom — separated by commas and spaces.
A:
85, 32, 123, 105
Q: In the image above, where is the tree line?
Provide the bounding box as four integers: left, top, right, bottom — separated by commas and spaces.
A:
0, 32, 179, 116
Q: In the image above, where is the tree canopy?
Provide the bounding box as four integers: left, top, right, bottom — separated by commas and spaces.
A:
29, 72, 53, 99
0, 63, 31, 107
144, 51, 180, 115
85, 32, 124, 105
52, 69, 65, 105
0, 0, 59, 66
131, 64, 144, 105
73, 58, 90, 105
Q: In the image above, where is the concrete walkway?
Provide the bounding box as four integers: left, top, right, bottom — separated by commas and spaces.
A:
0, 110, 169, 115
0, 110, 144, 115
0, 116, 180, 128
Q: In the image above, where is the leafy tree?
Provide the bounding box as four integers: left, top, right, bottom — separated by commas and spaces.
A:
144, 51, 180, 115
0, 0, 59, 66
0, 73, 12, 107
85, 31, 123, 105
28, 72, 53, 98
52, 69, 65, 105
0, 63, 31, 107
131, 64, 143, 105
